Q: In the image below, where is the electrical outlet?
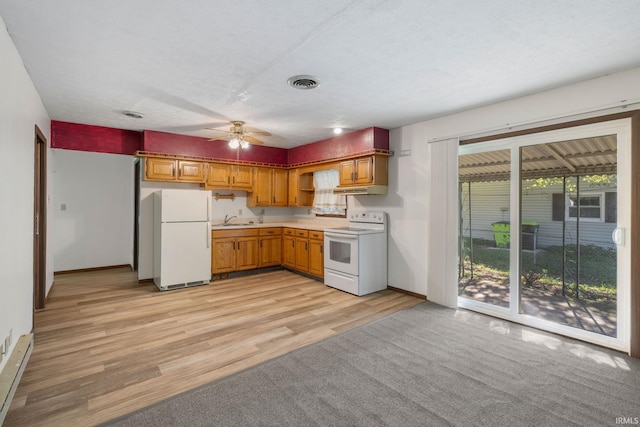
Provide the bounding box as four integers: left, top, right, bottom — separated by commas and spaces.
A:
238, 209, 242, 216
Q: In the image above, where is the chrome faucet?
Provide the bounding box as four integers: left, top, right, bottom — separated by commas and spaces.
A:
223, 215, 237, 225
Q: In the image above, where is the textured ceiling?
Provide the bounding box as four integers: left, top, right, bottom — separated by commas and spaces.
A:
2, 0, 640, 148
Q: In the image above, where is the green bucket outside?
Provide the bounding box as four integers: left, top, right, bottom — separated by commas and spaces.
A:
491, 221, 539, 248
491, 221, 511, 248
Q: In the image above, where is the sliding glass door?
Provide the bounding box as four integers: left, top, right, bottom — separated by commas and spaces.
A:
458, 149, 511, 312
458, 120, 631, 351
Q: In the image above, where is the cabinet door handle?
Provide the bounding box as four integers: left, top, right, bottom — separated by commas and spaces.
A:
256, 195, 258, 204
305, 242, 308, 250
233, 241, 236, 250
172, 163, 176, 177
272, 196, 275, 204
292, 240, 295, 248
320, 244, 323, 254
260, 240, 263, 248
227, 176, 230, 184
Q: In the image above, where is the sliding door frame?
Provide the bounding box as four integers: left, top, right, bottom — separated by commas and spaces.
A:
460, 111, 639, 356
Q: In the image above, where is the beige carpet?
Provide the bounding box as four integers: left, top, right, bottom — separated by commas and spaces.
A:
105, 302, 640, 426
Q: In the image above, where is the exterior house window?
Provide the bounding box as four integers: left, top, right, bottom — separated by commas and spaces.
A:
552, 191, 616, 223
566, 194, 604, 222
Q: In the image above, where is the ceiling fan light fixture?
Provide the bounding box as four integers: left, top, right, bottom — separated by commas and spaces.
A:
240, 139, 250, 149
287, 75, 320, 90
228, 138, 240, 149
333, 127, 343, 135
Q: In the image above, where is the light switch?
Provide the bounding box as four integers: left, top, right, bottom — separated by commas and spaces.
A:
60, 203, 67, 211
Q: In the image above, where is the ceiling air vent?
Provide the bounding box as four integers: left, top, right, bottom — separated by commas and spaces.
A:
122, 110, 144, 119
287, 75, 320, 90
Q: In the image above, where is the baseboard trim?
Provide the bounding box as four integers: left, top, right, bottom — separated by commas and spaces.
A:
387, 286, 427, 300
54, 264, 133, 275
0, 334, 33, 424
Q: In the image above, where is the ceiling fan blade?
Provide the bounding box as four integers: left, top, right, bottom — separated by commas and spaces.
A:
246, 131, 271, 137
243, 135, 264, 145
208, 135, 230, 142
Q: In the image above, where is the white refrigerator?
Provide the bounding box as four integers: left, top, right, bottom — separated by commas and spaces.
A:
153, 189, 211, 291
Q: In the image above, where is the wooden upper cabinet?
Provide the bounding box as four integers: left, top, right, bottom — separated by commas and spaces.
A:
288, 169, 299, 206
248, 167, 287, 207
144, 158, 205, 183
339, 160, 355, 185
232, 165, 253, 189
206, 163, 253, 190
177, 160, 206, 183
207, 163, 231, 187
288, 169, 314, 207
272, 169, 288, 206
354, 157, 373, 185
145, 158, 176, 181
251, 167, 273, 206
339, 155, 388, 187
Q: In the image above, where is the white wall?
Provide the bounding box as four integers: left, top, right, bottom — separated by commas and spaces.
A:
0, 15, 51, 371
362, 66, 640, 304
51, 149, 134, 271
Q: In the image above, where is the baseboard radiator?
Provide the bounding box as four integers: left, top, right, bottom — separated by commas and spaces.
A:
0, 334, 33, 424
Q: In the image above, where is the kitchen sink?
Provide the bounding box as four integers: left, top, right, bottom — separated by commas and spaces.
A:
213, 222, 254, 227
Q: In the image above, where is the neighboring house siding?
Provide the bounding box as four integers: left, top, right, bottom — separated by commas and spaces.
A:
460, 181, 617, 249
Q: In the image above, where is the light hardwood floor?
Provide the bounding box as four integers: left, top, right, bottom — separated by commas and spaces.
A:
5, 267, 423, 426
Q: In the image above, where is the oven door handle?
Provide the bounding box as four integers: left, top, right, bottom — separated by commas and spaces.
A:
325, 232, 359, 240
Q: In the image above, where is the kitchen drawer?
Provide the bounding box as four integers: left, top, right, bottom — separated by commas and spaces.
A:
309, 230, 323, 240
259, 227, 282, 236
295, 229, 309, 238
211, 228, 259, 239
283, 228, 296, 236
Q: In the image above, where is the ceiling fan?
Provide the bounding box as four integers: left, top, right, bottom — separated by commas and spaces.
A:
207, 121, 271, 149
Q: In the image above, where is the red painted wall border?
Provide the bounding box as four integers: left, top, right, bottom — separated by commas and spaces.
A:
51, 121, 389, 166
51, 121, 142, 155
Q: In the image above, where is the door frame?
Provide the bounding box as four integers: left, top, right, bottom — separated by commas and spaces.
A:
33, 125, 47, 310
460, 110, 640, 356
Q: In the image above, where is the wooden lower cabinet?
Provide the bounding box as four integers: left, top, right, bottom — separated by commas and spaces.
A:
212, 227, 323, 279
282, 230, 296, 269
295, 237, 309, 272
282, 228, 323, 278
211, 229, 259, 274
258, 228, 282, 268
308, 231, 324, 278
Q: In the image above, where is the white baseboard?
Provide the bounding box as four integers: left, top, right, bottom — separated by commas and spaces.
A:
0, 334, 33, 424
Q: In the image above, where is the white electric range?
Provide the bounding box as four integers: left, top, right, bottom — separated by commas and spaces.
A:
323, 211, 388, 296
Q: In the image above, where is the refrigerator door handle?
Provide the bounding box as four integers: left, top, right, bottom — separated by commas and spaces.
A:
206, 196, 210, 222
206, 222, 211, 248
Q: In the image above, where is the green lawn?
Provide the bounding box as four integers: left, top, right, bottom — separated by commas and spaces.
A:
460, 238, 617, 305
